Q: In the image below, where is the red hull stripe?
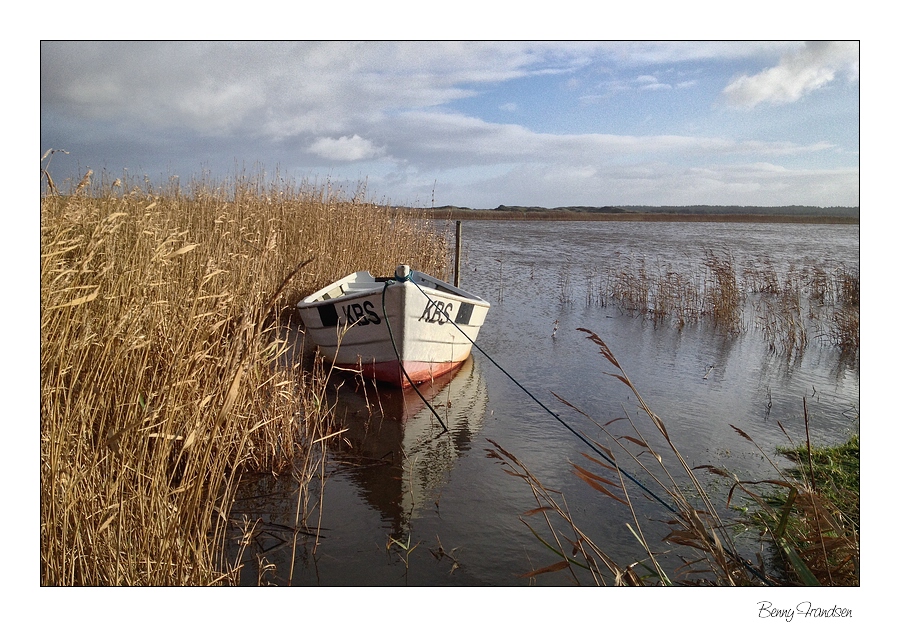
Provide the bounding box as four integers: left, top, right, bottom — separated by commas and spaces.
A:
350, 359, 467, 387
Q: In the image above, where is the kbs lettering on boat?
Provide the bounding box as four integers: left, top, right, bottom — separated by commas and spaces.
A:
343, 300, 381, 326
419, 299, 453, 324
317, 296, 477, 330
316, 301, 380, 327
418, 299, 476, 326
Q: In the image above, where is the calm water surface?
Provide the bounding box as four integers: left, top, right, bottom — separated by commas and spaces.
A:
233, 220, 859, 586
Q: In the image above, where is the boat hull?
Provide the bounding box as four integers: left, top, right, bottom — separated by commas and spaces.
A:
352, 358, 466, 387
297, 269, 489, 387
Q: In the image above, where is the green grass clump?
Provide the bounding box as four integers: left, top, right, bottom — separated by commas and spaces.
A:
748, 434, 860, 585
777, 434, 859, 530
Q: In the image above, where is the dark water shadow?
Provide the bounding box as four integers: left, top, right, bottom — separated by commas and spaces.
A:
326, 355, 488, 538
228, 345, 488, 585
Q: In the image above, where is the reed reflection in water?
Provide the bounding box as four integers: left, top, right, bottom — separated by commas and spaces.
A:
234, 220, 859, 586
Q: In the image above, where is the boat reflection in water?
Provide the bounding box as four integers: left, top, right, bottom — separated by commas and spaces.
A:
330, 354, 488, 538
229, 329, 488, 584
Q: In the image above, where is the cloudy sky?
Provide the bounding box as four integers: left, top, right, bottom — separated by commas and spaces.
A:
40, 41, 859, 209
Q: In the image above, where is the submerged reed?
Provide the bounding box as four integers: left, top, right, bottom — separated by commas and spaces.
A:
493, 330, 859, 586
703, 251, 743, 330
40, 164, 447, 585
595, 251, 858, 354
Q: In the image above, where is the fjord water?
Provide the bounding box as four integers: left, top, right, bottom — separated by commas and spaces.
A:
234, 220, 859, 585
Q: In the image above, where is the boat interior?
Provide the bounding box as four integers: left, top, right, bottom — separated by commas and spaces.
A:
315, 270, 466, 303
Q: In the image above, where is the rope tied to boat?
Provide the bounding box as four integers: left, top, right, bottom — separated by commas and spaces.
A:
381, 274, 448, 432
399, 266, 774, 585
393, 264, 412, 282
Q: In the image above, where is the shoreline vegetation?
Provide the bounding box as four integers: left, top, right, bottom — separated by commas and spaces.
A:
40, 165, 446, 585
493, 331, 859, 586
40, 160, 858, 586
420, 204, 859, 224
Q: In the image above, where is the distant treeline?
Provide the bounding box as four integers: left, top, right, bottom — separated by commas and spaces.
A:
619, 204, 858, 217
422, 204, 860, 223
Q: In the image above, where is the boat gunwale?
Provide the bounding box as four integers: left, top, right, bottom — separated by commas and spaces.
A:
298, 269, 490, 309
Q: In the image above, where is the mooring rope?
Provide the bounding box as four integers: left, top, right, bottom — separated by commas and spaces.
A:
404, 273, 672, 508
402, 268, 773, 585
381, 277, 448, 432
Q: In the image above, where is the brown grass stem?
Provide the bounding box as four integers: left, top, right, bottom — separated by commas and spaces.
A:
41, 166, 446, 585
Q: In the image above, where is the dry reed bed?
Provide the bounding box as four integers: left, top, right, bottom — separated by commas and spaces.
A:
588, 252, 859, 354
41, 168, 446, 585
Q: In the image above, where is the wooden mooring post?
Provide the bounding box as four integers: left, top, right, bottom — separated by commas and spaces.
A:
454, 220, 462, 287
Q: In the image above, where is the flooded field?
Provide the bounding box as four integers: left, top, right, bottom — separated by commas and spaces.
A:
232, 220, 859, 586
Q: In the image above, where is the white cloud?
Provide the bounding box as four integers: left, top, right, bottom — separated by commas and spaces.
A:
41, 41, 858, 208
307, 135, 381, 161
383, 111, 834, 170
586, 71, 693, 100
635, 75, 673, 91
439, 160, 859, 208
723, 41, 859, 108
41, 41, 599, 140
607, 41, 797, 65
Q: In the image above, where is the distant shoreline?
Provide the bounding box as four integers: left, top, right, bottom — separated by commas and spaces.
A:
419, 208, 860, 224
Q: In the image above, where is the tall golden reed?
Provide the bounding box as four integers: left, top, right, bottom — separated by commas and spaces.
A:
40, 166, 447, 585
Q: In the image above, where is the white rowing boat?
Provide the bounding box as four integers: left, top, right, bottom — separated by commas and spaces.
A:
297, 265, 490, 387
